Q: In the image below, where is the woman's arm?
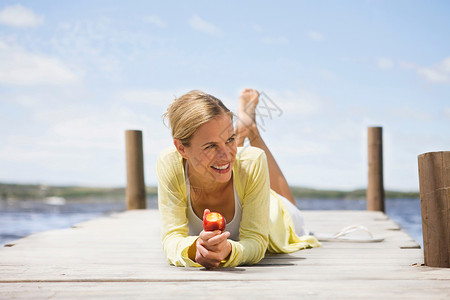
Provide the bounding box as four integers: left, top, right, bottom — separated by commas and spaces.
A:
221, 148, 271, 267
156, 148, 202, 267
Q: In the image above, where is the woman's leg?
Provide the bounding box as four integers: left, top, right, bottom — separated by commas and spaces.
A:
235, 89, 295, 205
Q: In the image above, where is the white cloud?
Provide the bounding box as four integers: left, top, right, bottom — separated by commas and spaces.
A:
47, 18, 128, 80
261, 112, 368, 190
307, 31, 324, 41
378, 57, 393, 69
390, 107, 431, 121
189, 15, 219, 35
262, 89, 325, 117
251, 24, 262, 32
417, 68, 450, 84
318, 69, 335, 79
444, 107, 450, 119
143, 15, 166, 28
41, 105, 151, 147
410, 57, 450, 84
0, 100, 171, 185
261, 36, 289, 45
120, 89, 178, 108
0, 41, 79, 86
399, 61, 415, 70
272, 134, 331, 156
0, 4, 44, 28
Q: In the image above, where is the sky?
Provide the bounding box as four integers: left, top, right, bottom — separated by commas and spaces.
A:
0, 0, 449, 191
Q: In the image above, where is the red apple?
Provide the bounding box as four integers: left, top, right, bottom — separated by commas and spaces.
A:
203, 212, 226, 232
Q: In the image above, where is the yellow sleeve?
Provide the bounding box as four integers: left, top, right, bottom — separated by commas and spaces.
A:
156, 148, 202, 267
220, 148, 270, 267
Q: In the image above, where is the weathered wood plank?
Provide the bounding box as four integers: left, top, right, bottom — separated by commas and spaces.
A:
0, 281, 448, 300
0, 281, 449, 300
0, 209, 448, 299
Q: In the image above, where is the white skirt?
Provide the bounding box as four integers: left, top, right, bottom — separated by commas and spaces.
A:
278, 194, 309, 236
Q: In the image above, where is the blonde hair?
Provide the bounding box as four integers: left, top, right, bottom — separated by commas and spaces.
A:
163, 90, 234, 146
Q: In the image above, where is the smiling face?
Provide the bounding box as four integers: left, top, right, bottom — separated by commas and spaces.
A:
175, 114, 237, 186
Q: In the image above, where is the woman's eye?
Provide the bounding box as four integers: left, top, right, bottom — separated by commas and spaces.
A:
204, 144, 214, 150
227, 137, 235, 143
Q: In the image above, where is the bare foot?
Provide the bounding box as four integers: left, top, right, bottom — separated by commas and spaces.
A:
235, 89, 259, 146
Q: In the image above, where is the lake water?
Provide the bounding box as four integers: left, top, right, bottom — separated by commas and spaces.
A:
0, 197, 422, 248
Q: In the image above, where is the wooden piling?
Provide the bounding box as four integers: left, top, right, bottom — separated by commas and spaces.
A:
418, 151, 450, 268
125, 130, 146, 210
367, 127, 385, 212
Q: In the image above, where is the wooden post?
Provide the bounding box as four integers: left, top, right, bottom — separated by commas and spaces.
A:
125, 130, 146, 210
367, 127, 385, 212
418, 151, 450, 268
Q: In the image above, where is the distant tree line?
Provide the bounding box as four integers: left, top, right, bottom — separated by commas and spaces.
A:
290, 187, 419, 199
1, 183, 419, 201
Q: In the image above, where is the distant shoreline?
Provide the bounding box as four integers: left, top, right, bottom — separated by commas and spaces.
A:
0, 182, 419, 200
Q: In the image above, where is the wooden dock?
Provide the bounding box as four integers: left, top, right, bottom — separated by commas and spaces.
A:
0, 209, 449, 299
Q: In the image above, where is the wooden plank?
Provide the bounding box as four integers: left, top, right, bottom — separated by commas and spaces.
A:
0, 210, 448, 299
0, 280, 449, 300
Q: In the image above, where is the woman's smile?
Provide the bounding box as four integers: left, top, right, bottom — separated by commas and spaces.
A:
211, 162, 231, 173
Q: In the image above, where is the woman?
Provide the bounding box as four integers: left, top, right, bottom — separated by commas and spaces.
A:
157, 89, 320, 269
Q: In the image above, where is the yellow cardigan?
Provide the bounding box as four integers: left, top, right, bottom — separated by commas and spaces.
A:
156, 146, 320, 267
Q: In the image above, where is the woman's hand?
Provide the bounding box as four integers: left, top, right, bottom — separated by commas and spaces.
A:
195, 209, 232, 269
195, 230, 231, 269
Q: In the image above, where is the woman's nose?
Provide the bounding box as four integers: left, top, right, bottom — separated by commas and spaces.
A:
216, 146, 230, 160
